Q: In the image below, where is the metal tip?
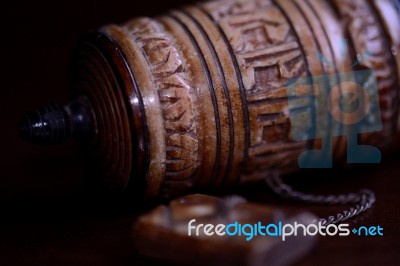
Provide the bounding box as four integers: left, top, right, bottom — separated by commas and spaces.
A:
19, 104, 70, 145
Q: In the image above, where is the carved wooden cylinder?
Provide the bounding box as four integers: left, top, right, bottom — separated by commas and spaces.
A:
67, 0, 400, 198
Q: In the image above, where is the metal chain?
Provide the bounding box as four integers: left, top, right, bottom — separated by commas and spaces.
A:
265, 174, 375, 226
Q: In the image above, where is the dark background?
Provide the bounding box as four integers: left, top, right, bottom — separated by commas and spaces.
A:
0, 0, 195, 199
0, 1, 399, 265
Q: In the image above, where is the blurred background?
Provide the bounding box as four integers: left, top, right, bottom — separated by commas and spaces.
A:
0, 0, 399, 265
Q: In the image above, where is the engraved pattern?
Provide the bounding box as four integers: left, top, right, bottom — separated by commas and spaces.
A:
334, 0, 398, 146
124, 18, 198, 195
203, 0, 308, 181
85, 0, 400, 197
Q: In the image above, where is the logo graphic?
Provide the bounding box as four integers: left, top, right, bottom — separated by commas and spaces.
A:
187, 219, 384, 241
286, 40, 382, 168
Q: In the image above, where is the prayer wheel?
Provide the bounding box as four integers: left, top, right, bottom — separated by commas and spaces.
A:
19, 0, 400, 199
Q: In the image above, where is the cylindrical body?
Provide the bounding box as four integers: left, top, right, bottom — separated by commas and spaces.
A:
71, 0, 400, 198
